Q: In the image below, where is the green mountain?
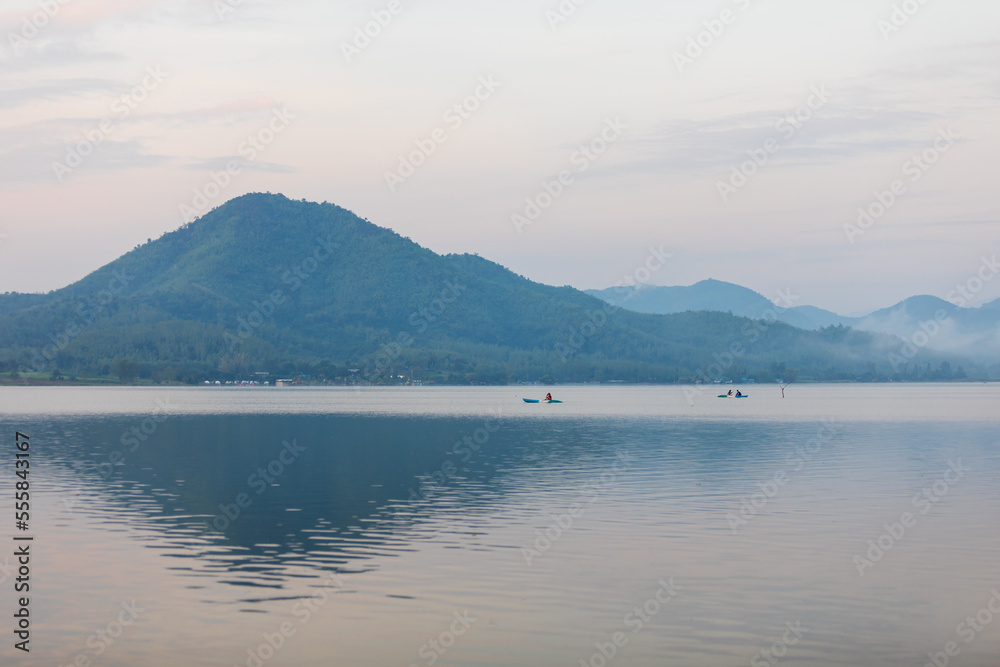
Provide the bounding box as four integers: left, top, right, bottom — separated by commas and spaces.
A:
0, 194, 965, 384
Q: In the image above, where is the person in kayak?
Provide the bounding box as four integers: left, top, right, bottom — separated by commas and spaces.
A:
727, 390, 733, 396
545, 393, 553, 402
735, 390, 742, 397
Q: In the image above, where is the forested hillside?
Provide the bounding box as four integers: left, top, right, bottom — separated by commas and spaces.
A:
0, 194, 967, 384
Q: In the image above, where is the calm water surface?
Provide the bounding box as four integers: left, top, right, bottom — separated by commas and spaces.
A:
0, 384, 998, 666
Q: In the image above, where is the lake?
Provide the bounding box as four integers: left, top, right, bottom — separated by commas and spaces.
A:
1, 384, 998, 666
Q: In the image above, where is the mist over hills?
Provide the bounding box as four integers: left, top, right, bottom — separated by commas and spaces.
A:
0, 194, 986, 384
587, 282, 1000, 363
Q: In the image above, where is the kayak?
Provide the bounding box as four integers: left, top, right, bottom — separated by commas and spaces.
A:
718, 395, 749, 398
523, 398, 562, 404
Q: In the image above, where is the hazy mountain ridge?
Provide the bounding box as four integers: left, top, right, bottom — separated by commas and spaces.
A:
587, 282, 1000, 362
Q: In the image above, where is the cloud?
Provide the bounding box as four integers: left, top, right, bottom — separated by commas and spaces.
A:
0, 89, 291, 186
145, 95, 282, 127
0, 0, 156, 68
866, 40, 1000, 95
181, 156, 296, 174
0, 77, 125, 109
0, 0, 157, 32
599, 38, 998, 180
612, 103, 945, 178
0, 39, 123, 72
0, 139, 170, 187
0, 119, 171, 186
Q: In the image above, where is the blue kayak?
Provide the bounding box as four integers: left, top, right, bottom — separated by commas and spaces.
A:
523, 398, 562, 403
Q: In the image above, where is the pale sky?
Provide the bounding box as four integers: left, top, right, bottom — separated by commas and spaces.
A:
0, 0, 998, 314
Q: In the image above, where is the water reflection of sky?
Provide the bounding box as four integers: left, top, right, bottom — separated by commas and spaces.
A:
3, 385, 1000, 666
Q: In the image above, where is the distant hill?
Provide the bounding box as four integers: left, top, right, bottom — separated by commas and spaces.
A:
0, 194, 977, 384
780, 305, 854, 330
586, 281, 854, 330
588, 280, 774, 317
587, 282, 1000, 363
856, 296, 1000, 361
